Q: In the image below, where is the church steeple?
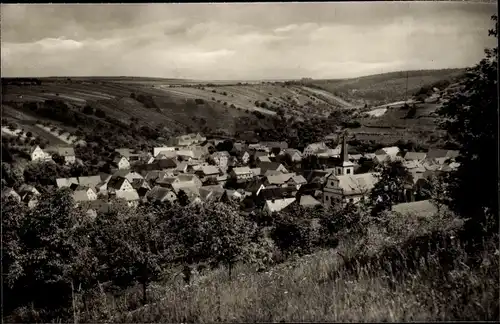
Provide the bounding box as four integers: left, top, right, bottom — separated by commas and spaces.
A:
341, 131, 348, 162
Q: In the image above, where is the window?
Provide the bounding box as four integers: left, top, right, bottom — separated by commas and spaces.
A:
346, 168, 351, 174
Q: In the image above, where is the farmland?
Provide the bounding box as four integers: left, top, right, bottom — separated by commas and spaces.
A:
1, 68, 465, 150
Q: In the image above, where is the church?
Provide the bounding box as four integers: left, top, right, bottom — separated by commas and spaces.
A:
322, 133, 379, 207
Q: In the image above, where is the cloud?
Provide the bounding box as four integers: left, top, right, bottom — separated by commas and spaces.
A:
1, 3, 497, 79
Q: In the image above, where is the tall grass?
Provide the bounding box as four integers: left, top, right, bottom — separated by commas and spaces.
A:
78, 210, 498, 323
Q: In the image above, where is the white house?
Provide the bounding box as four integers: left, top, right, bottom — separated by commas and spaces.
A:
230, 167, 254, 182
323, 172, 379, 207
153, 146, 176, 157
107, 177, 134, 193
30, 145, 52, 162
303, 142, 329, 157
73, 187, 98, 203
211, 151, 230, 170
113, 156, 130, 170
264, 197, 296, 213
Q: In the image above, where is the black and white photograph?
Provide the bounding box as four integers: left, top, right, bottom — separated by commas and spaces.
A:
1, 2, 498, 322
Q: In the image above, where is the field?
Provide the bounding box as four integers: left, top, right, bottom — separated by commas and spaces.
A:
1, 69, 465, 147
310, 68, 465, 107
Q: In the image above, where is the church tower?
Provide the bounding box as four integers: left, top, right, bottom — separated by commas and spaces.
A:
336, 131, 355, 176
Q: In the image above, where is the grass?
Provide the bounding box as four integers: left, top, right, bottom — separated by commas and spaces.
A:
75, 209, 498, 323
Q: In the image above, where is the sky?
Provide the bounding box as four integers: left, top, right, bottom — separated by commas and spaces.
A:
1, 2, 497, 80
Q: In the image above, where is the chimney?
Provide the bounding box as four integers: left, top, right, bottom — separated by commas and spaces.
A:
341, 131, 349, 162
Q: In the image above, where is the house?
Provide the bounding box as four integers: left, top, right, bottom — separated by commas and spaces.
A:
171, 133, 206, 147
282, 148, 303, 162
257, 155, 271, 163
113, 156, 130, 170
115, 148, 132, 159
52, 146, 76, 164
297, 194, 322, 208
115, 189, 140, 207
265, 173, 297, 188
195, 165, 221, 181
2, 188, 21, 203
348, 154, 363, 162
146, 186, 177, 203
211, 151, 230, 170
30, 145, 52, 162
153, 146, 176, 157
250, 168, 262, 177
374, 154, 390, 164
131, 178, 151, 191
404, 152, 427, 161
175, 162, 189, 173
364, 153, 376, 160
56, 177, 79, 189
375, 146, 400, 158
303, 142, 329, 157
238, 151, 251, 164
257, 186, 297, 202
155, 151, 178, 160
230, 167, 254, 182
113, 170, 144, 183
78, 175, 102, 190
243, 180, 267, 196
426, 149, 459, 161
323, 172, 379, 207
73, 187, 98, 203
107, 177, 134, 193
199, 185, 225, 202
288, 174, 307, 189
258, 161, 288, 174
264, 197, 296, 213
260, 141, 288, 151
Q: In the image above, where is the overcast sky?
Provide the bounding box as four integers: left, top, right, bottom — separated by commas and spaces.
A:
1, 2, 497, 80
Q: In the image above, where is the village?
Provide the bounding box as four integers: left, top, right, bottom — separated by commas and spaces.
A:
2, 130, 460, 216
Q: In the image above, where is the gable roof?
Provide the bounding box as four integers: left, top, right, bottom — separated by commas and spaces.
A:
265, 197, 296, 213
73, 188, 93, 202
299, 194, 321, 207
199, 165, 220, 176
56, 177, 79, 188
232, 166, 253, 175
375, 146, 400, 157
258, 161, 285, 173
266, 173, 296, 185
78, 175, 102, 188
328, 172, 379, 196
290, 174, 307, 184
107, 176, 128, 190
45, 146, 75, 157
115, 148, 132, 158
116, 189, 140, 201
250, 168, 261, 177
212, 151, 230, 158
146, 186, 176, 202
199, 185, 225, 201
258, 186, 297, 200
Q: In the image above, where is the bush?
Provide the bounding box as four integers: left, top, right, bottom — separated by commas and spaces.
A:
194, 98, 205, 105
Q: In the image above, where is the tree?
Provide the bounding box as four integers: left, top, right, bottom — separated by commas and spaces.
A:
436, 15, 498, 234
176, 189, 190, 207
370, 160, 412, 215
93, 205, 167, 305
52, 152, 65, 165
271, 205, 318, 257
9, 189, 95, 321
82, 105, 94, 115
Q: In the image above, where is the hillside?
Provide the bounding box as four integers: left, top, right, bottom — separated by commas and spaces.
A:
310, 68, 466, 107
1, 69, 467, 151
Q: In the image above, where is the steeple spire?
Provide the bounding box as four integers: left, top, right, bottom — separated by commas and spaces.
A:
341, 131, 349, 162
